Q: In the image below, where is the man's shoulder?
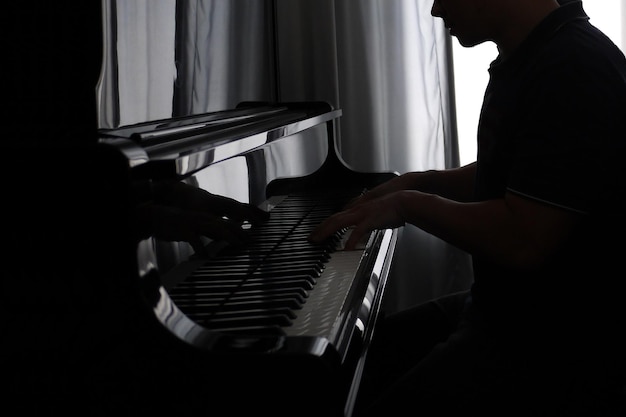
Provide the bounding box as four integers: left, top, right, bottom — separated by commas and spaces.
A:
547, 20, 626, 74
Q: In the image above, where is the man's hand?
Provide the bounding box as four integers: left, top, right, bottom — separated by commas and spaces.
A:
139, 182, 269, 255
309, 192, 406, 250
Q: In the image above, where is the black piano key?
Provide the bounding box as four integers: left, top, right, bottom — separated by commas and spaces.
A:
173, 276, 315, 289
251, 268, 322, 280
220, 243, 326, 255
210, 248, 330, 262
170, 286, 309, 300
172, 278, 316, 292
216, 241, 330, 257
262, 253, 330, 263
188, 264, 325, 279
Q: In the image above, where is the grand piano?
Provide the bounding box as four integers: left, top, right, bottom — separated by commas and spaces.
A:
5, 2, 399, 416
95, 100, 398, 416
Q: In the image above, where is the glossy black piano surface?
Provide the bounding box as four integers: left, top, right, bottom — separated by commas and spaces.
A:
76, 101, 397, 416
3, 3, 398, 416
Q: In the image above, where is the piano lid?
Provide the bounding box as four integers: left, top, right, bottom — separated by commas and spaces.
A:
98, 102, 341, 179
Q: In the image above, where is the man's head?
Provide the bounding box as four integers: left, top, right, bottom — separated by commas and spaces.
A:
431, 0, 561, 52
431, 0, 496, 47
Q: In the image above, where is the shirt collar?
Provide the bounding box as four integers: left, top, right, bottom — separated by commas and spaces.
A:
489, 0, 589, 71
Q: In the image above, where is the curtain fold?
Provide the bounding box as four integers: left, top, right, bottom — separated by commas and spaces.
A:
173, 0, 276, 116
97, 0, 276, 129
97, 0, 176, 129
334, 0, 458, 173
333, 0, 472, 310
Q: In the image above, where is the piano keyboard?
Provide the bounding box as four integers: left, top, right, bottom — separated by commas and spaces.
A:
165, 189, 362, 337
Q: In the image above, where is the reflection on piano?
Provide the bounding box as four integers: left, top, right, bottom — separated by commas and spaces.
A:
96, 101, 398, 416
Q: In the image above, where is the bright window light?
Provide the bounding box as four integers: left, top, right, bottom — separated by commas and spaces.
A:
453, 1, 624, 166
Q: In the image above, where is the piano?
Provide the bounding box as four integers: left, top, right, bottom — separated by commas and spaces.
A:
94, 100, 399, 416
3, 2, 400, 414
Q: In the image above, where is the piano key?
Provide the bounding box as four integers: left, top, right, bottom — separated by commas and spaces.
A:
172, 291, 307, 306
171, 278, 316, 292
177, 275, 318, 289
187, 266, 321, 277
169, 286, 309, 300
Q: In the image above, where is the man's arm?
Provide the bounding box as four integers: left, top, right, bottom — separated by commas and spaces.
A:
310, 186, 581, 271
347, 162, 477, 210
401, 162, 477, 202
398, 190, 581, 269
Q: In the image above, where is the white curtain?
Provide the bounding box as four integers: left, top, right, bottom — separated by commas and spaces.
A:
335, 0, 458, 173
333, 1, 473, 311
172, 0, 276, 116
97, 0, 177, 129
97, 0, 275, 129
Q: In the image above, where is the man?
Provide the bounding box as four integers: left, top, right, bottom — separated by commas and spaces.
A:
309, 0, 626, 415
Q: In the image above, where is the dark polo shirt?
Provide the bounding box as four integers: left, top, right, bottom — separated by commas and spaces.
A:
471, 0, 626, 348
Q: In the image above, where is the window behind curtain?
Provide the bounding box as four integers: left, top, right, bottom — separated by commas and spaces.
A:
453, 0, 625, 166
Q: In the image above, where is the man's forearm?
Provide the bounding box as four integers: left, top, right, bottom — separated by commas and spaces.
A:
403, 162, 476, 202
